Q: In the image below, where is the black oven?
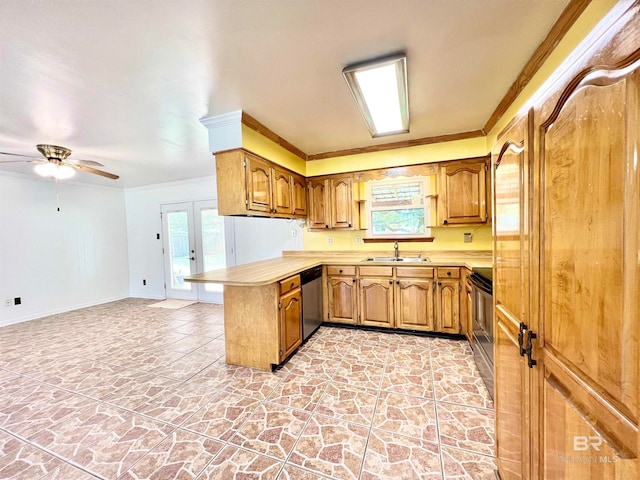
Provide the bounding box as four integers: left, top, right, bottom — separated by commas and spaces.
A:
469, 267, 494, 400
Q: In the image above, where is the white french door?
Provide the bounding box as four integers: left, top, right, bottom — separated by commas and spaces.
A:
161, 200, 235, 302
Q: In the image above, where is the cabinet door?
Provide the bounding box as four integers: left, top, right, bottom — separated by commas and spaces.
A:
330, 175, 353, 229
495, 308, 530, 480
493, 113, 531, 479
245, 155, 272, 213
279, 288, 302, 360
272, 168, 293, 215
308, 179, 328, 229
395, 279, 435, 331
536, 56, 639, 478
292, 174, 308, 217
359, 278, 394, 328
436, 279, 460, 333
440, 160, 487, 225
327, 276, 357, 324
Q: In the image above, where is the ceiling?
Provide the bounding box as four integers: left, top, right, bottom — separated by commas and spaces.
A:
0, 0, 569, 188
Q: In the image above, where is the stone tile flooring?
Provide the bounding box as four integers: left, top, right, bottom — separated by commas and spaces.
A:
0, 299, 496, 479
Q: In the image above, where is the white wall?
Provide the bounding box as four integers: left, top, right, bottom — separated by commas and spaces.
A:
0, 172, 129, 326
124, 176, 304, 300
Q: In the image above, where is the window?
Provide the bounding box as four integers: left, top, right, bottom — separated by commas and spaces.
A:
367, 177, 432, 238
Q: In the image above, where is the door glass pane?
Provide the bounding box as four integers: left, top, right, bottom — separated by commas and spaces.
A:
200, 208, 225, 293
168, 211, 191, 289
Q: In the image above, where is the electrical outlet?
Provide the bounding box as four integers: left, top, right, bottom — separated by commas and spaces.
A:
291, 229, 297, 237
327, 236, 333, 245
14, 297, 21, 305
464, 232, 473, 243
4, 299, 11, 307
355, 236, 362, 244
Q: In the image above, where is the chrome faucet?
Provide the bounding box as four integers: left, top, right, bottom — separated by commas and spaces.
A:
394, 241, 399, 259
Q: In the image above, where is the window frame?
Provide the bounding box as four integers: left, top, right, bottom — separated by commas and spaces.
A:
365, 176, 433, 239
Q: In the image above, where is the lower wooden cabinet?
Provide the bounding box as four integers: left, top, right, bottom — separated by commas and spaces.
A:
279, 287, 302, 360
395, 279, 436, 331
359, 278, 394, 328
327, 275, 358, 324
436, 278, 461, 334
324, 265, 462, 334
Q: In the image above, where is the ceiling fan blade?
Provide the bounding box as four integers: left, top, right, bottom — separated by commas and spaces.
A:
66, 158, 105, 167
70, 163, 119, 180
0, 159, 43, 164
0, 151, 45, 162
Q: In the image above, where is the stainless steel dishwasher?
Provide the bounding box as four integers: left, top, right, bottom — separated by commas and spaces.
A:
300, 266, 323, 341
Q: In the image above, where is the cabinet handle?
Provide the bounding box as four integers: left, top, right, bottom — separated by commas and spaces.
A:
518, 322, 527, 356
352, 279, 356, 283
325, 225, 329, 228
443, 219, 448, 224
447, 271, 451, 276
339, 269, 343, 273
396, 281, 400, 284
388, 280, 392, 284
348, 223, 351, 227
291, 282, 295, 288
438, 282, 442, 286
525, 331, 538, 368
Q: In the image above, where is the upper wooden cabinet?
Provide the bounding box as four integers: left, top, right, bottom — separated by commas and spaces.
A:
438, 158, 490, 226
307, 174, 356, 230
215, 149, 306, 219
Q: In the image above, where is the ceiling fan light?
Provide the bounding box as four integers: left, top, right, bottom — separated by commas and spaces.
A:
55, 165, 75, 179
34, 162, 57, 177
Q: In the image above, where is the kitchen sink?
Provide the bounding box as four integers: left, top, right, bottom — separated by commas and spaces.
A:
363, 256, 431, 262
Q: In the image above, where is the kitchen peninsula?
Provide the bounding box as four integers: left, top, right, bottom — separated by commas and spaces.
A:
185, 250, 491, 370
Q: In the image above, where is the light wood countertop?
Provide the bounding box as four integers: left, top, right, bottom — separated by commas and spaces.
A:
184, 250, 492, 286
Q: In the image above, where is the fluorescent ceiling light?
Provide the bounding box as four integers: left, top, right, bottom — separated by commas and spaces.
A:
343, 53, 409, 137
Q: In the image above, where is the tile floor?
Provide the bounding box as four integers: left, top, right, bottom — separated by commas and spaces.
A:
0, 299, 496, 479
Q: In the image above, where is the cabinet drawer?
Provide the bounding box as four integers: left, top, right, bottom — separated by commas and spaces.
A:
279, 275, 300, 295
396, 267, 435, 278
327, 265, 356, 276
437, 267, 460, 279
359, 266, 393, 277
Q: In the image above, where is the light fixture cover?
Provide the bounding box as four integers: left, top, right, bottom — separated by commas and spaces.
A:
343, 53, 409, 138
34, 163, 75, 179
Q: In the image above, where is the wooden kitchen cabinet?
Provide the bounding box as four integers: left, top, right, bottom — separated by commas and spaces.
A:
326, 270, 358, 325
462, 268, 473, 344
279, 276, 302, 360
395, 279, 436, 331
359, 278, 394, 328
435, 276, 460, 334
307, 174, 356, 230
438, 157, 490, 225
215, 148, 306, 219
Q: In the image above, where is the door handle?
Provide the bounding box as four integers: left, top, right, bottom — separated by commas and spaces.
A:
525, 330, 537, 368
518, 322, 527, 356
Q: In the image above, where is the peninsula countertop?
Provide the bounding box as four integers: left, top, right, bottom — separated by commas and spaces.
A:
184, 250, 493, 286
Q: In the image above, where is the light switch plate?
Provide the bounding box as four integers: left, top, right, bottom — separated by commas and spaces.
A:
464, 232, 473, 243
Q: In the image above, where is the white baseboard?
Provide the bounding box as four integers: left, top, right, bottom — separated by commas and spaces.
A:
0, 295, 129, 327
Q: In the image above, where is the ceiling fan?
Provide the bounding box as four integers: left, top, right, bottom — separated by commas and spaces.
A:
0, 144, 119, 180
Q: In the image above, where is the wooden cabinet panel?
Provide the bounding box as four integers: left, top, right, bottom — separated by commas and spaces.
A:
292, 174, 307, 216
439, 159, 488, 225
330, 175, 353, 228
327, 276, 357, 324
358, 266, 393, 277
359, 278, 394, 328
536, 57, 640, 475
437, 267, 460, 279
272, 168, 293, 215
436, 279, 460, 334
396, 267, 434, 278
494, 307, 530, 479
307, 178, 328, 229
279, 288, 302, 360
246, 155, 273, 213
326, 265, 356, 276
279, 274, 300, 295
395, 279, 435, 331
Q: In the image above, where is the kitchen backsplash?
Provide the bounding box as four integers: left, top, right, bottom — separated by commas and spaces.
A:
302, 226, 492, 251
